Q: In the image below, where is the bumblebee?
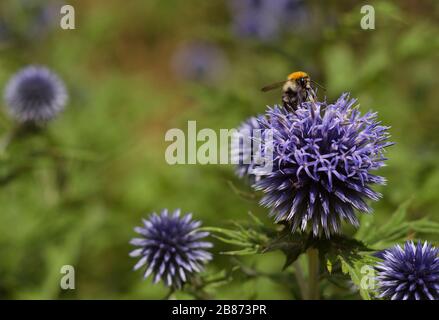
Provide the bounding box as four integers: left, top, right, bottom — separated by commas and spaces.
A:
261, 71, 321, 112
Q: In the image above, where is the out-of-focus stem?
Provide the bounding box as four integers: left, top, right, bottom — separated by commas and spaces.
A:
307, 248, 320, 300
294, 261, 308, 300
0, 127, 17, 156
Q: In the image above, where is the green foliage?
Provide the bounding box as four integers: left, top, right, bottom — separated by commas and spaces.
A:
206, 213, 310, 270
210, 199, 439, 300
356, 199, 439, 249
0, 0, 438, 300
204, 212, 275, 256
336, 254, 379, 300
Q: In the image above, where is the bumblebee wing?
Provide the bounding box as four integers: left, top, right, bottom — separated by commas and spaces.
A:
261, 81, 285, 92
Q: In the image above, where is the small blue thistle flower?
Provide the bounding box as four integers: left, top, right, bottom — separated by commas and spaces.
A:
231, 8, 280, 41
253, 94, 393, 237
232, 115, 265, 182
4, 66, 68, 123
1, 1, 60, 44
0, 20, 9, 44
171, 41, 228, 84
28, 3, 58, 39
376, 241, 439, 300
229, 0, 308, 41
130, 209, 213, 289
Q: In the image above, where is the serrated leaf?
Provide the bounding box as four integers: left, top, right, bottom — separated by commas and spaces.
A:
410, 219, 439, 234
356, 198, 439, 249
337, 255, 374, 300
327, 259, 333, 274
247, 211, 265, 227
211, 234, 252, 247
220, 248, 259, 255
263, 230, 308, 269
366, 199, 411, 243
206, 217, 283, 256
282, 245, 305, 270
340, 258, 349, 274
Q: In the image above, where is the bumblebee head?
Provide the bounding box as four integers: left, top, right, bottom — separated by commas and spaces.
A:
261, 71, 314, 93
287, 71, 309, 81
287, 71, 309, 86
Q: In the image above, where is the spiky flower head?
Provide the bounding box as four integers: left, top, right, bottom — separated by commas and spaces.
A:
232, 115, 265, 182
253, 94, 393, 237
4, 66, 68, 123
130, 209, 213, 289
376, 241, 439, 300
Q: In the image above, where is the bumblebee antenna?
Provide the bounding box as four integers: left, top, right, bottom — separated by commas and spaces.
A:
311, 80, 326, 91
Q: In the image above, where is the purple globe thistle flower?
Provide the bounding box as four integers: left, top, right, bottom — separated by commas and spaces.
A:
0, 20, 10, 44
27, 3, 59, 39
376, 241, 439, 300
231, 9, 280, 41
229, 0, 308, 41
171, 41, 229, 84
231, 115, 266, 182
1, 0, 60, 43
4, 66, 68, 123
130, 209, 213, 289
253, 94, 393, 237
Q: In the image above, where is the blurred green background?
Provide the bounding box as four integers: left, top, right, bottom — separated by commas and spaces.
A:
0, 0, 438, 299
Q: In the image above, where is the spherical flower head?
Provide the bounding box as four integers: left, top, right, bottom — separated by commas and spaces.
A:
0, 20, 9, 44
231, 9, 280, 41
228, 0, 308, 41
4, 66, 68, 123
28, 3, 59, 39
0, 1, 59, 44
171, 41, 228, 84
376, 241, 439, 300
232, 115, 265, 182
130, 209, 213, 289
254, 94, 393, 237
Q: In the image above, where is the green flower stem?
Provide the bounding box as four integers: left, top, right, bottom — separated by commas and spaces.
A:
293, 261, 308, 300
307, 247, 320, 300
0, 123, 43, 156
0, 126, 19, 156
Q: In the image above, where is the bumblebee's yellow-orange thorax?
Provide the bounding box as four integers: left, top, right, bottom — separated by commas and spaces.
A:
287, 71, 309, 81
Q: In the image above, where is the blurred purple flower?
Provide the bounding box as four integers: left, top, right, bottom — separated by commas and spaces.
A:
0, 0, 61, 44
0, 20, 10, 44
4, 66, 68, 123
252, 94, 393, 237
229, 0, 309, 41
231, 9, 280, 41
130, 209, 213, 289
171, 41, 229, 84
27, 2, 59, 39
376, 241, 439, 300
